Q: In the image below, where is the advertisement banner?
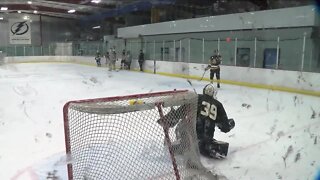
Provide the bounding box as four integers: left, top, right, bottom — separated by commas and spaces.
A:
9, 19, 31, 44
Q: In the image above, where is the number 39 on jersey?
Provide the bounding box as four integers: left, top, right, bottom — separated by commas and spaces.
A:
200, 101, 217, 120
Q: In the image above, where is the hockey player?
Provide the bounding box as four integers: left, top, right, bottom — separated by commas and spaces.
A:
205, 50, 222, 88
138, 50, 145, 72
120, 49, 126, 70
95, 50, 101, 67
125, 51, 132, 70
157, 84, 235, 159
109, 48, 117, 71
105, 51, 110, 66
196, 83, 234, 158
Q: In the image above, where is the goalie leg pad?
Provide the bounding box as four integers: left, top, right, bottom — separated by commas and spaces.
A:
212, 140, 229, 157
199, 139, 229, 159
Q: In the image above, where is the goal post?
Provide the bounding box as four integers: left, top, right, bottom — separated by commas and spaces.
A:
63, 90, 216, 180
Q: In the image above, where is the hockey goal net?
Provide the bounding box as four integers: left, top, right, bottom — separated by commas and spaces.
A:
63, 90, 216, 180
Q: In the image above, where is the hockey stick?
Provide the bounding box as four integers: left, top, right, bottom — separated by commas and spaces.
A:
186, 79, 197, 94
199, 69, 207, 81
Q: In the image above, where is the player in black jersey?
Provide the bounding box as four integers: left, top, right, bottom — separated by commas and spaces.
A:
196, 83, 234, 158
205, 50, 222, 88
157, 84, 235, 159
95, 50, 101, 67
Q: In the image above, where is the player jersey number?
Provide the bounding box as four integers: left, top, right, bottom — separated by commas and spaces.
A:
200, 101, 217, 120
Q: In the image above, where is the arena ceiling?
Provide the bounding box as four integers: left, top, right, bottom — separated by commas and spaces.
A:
0, 0, 313, 20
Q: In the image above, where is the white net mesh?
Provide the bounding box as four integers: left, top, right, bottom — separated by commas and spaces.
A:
63, 90, 216, 180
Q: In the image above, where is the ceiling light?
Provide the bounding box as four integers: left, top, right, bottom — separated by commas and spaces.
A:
18, 10, 21, 13
23, 16, 29, 20
27, 1, 32, 4
92, 26, 101, 29
68, 9, 76, 13
1, 7, 8, 11
0, 17, 3, 20
33, 10, 38, 14
91, 0, 101, 3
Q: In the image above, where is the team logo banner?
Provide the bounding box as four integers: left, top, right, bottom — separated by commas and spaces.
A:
9, 19, 31, 44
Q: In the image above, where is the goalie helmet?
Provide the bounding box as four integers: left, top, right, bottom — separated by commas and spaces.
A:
203, 84, 217, 99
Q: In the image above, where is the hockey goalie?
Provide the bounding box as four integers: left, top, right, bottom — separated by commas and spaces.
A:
157, 84, 235, 159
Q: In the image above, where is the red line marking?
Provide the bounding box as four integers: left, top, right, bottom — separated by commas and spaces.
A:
11, 166, 38, 180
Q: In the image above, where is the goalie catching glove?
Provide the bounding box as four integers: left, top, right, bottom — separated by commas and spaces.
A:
217, 118, 235, 133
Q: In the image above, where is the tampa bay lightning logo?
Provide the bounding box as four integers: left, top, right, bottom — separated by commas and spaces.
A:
11, 21, 29, 35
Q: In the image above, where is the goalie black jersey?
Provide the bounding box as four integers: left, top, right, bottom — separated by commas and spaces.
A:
197, 94, 228, 124
196, 94, 228, 140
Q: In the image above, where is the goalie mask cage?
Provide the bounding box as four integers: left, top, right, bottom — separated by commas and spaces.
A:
63, 90, 216, 180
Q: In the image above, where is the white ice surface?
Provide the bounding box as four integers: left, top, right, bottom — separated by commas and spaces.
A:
0, 63, 319, 180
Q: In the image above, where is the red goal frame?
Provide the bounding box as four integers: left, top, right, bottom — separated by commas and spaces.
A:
63, 90, 188, 180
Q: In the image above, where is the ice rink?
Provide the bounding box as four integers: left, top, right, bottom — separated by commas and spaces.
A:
0, 63, 319, 180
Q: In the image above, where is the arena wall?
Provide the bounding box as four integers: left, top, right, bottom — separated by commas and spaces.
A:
4, 56, 320, 96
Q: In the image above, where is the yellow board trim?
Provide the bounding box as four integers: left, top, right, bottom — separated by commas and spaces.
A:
7, 61, 320, 97
151, 70, 320, 97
